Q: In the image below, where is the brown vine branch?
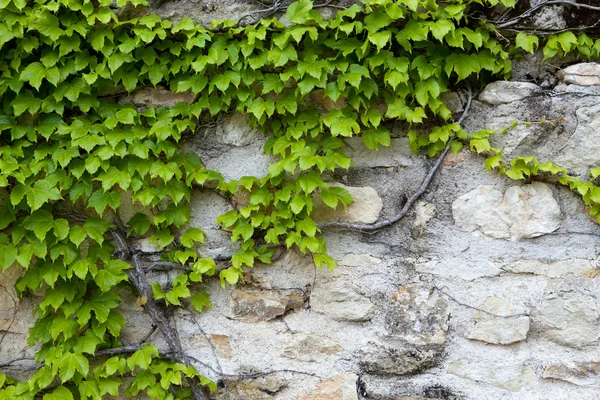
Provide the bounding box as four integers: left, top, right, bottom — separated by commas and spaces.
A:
494, 0, 600, 29
320, 87, 473, 233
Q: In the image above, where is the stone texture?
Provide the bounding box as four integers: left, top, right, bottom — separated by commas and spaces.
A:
360, 337, 444, 375
213, 376, 286, 400
507, 259, 598, 278
478, 81, 541, 105
119, 87, 195, 108
278, 333, 342, 362
452, 182, 561, 240
297, 373, 357, 400
415, 257, 501, 281
448, 361, 537, 392
230, 287, 305, 322
313, 184, 383, 224
189, 334, 233, 359
386, 284, 449, 346
542, 362, 600, 386
538, 282, 600, 349
554, 104, 600, 174
342, 137, 418, 168
0, 266, 26, 334
557, 63, 600, 86
338, 253, 382, 268
310, 278, 374, 321
215, 113, 261, 147
467, 297, 530, 345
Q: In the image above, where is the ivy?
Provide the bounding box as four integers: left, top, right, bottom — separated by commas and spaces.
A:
0, 0, 599, 398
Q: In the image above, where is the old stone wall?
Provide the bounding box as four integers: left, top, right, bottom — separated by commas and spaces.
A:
2, 5, 600, 400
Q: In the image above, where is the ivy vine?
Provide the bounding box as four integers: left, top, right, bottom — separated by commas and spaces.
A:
0, 0, 599, 398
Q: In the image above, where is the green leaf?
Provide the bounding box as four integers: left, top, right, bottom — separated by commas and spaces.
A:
20, 62, 46, 90
362, 127, 391, 151
180, 227, 205, 247
286, 0, 313, 24
58, 352, 89, 382
96, 260, 130, 291
84, 218, 112, 245
127, 345, 159, 371
43, 386, 74, 400
321, 186, 354, 210
515, 32, 539, 54
190, 291, 211, 313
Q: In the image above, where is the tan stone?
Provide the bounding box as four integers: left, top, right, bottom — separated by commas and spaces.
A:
189, 334, 233, 359
297, 373, 357, 400
230, 287, 305, 322
279, 333, 342, 362
120, 87, 195, 108
310, 278, 374, 322
214, 376, 286, 400
557, 63, 600, 86
507, 259, 598, 278
313, 184, 383, 225
467, 297, 530, 345
338, 253, 381, 268
448, 360, 537, 392
542, 361, 600, 386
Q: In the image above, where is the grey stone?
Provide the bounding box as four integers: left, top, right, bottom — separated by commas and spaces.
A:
360, 337, 444, 375
119, 87, 195, 108
188, 334, 233, 359
338, 253, 382, 268
386, 284, 449, 346
313, 183, 383, 225
278, 333, 342, 362
467, 297, 530, 345
415, 257, 502, 281
557, 63, 600, 86
542, 361, 600, 386
230, 286, 305, 322
212, 376, 287, 400
448, 360, 537, 392
452, 182, 561, 240
215, 113, 262, 147
538, 282, 600, 348
478, 81, 541, 105
554, 103, 600, 174
507, 259, 598, 278
310, 278, 374, 322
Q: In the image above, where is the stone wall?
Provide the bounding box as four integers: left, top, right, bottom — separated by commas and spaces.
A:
3, 5, 600, 400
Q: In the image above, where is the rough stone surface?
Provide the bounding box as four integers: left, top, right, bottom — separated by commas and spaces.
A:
313, 183, 383, 224
538, 281, 600, 349
554, 103, 600, 174
229, 286, 305, 322
542, 362, 600, 386
278, 333, 342, 362
415, 257, 502, 281
478, 81, 541, 105
452, 182, 562, 240
467, 297, 530, 345
215, 113, 262, 147
188, 334, 233, 359
360, 337, 444, 375
386, 284, 449, 345
507, 259, 598, 278
297, 373, 357, 400
120, 87, 195, 108
557, 63, 600, 86
310, 278, 374, 321
448, 361, 537, 392
212, 376, 286, 400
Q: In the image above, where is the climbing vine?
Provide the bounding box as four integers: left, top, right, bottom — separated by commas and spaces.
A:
0, 0, 600, 398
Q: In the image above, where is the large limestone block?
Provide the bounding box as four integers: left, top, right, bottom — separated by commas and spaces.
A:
229, 287, 305, 322
538, 282, 600, 348
557, 63, 600, 86
215, 113, 262, 147
310, 278, 374, 322
278, 333, 342, 362
542, 361, 600, 386
448, 360, 537, 392
416, 257, 501, 281
452, 182, 561, 240
478, 81, 541, 105
360, 337, 444, 375
554, 103, 600, 174
313, 184, 383, 225
507, 259, 598, 278
385, 284, 449, 346
467, 297, 530, 345
297, 373, 358, 400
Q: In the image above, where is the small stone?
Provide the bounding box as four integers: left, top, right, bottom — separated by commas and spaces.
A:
230, 287, 305, 322
313, 184, 383, 225
119, 87, 195, 108
557, 63, 600, 86
310, 278, 374, 322
215, 113, 261, 147
478, 81, 541, 105
467, 297, 530, 345
360, 337, 444, 375
415, 257, 501, 281
412, 202, 436, 236
188, 334, 233, 359
297, 373, 357, 400
386, 284, 449, 346
554, 104, 600, 174
441, 91, 463, 114
279, 333, 342, 362
507, 259, 598, 278
213, 376, 286, 400
448, 360, 537, 392
538, 282, 600, 348
542, 361, 600, 386
452, 182, 561, 240
339, 253, 382, 267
